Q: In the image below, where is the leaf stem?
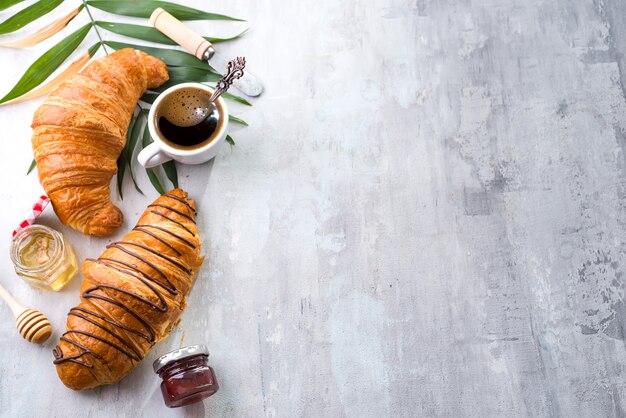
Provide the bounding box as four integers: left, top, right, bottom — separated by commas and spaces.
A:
81, 0, 109, 54
81, 0, 147, 133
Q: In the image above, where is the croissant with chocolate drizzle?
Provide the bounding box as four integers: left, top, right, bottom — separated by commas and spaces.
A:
53, 189, 203, 390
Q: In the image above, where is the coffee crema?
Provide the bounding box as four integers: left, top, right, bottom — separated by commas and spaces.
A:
154, 88, 223, 150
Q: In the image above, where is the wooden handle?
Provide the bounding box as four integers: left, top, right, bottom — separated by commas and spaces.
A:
0, 282, 52, 344
0, 283, 25, 318
150, 8, 213, 60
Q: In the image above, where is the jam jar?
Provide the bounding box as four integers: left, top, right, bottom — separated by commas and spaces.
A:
10, 224, 78, 291
153, 345, 219, 408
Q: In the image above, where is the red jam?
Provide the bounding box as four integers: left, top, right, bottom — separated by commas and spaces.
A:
154, 345, 219, 408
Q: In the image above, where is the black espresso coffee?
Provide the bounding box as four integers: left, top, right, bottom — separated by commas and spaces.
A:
155, 88, 222, 149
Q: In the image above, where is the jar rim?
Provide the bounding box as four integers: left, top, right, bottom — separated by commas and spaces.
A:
153, 344, 209, 374
10, 224, 64, 273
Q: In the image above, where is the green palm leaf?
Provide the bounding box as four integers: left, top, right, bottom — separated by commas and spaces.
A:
205, 30, 249, 44
95, 21, 248, 46
229, 115, 248, 126
96, 21, 173, 44
117, 153, 127, 199
0, 23, 92, 103
27, 158, 36, 174
117, 115, 134, 198
220, 92, 252, 106
0, 0, 27, 12
162, 161, 178, 188
87, 1, 243, 21
139, 92, 159, 104
141, 123, 166, 194
126, 112, 145, 194
104, 40, 207, 69
0, 0, 64, 35
146, 166, 166, 195
166, 66, 220, 82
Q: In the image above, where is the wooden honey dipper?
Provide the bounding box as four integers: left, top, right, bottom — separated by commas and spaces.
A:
0, 282, 52, 344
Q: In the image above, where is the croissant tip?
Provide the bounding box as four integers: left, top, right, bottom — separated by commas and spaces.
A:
79, 205, 123, 236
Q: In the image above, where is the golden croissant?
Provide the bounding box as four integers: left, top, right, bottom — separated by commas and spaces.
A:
53, 189, 204, 390
31, 49, 169, 236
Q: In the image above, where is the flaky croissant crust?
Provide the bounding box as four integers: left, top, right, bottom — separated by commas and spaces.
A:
32, 48, 169, 236
53, 189, 204, 390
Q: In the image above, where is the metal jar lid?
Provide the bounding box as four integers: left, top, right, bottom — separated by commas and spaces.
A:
153, 344, 209, 374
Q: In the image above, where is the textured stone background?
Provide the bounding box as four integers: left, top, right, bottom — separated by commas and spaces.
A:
0, 0, 625, 417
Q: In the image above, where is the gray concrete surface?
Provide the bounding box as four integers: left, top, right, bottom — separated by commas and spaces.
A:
0, 0, 625, 417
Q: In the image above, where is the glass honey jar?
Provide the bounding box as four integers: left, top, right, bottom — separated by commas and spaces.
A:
10, 224, 78, 291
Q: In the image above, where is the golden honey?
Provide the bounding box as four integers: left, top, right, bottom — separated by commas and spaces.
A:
10, 225, 77, 291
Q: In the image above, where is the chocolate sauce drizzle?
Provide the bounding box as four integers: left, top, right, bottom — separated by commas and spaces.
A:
149, 210, 195, 236
53, 195, 197, 369
134, 226, 182, 256
149, 204, 195, 221
164, 193, 197, 214
135, 224, 196, 249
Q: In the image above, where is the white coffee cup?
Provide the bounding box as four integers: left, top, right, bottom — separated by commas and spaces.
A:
138, 83, 229, 168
